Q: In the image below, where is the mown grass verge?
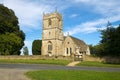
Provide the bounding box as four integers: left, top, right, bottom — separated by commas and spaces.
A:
0, 59, 71, 65
77, 61, 120, 68
26, 70, 120, 80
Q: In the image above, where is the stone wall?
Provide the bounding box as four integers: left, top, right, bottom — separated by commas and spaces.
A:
0, 55, 119, 63
83, 55, 104, 62
0, 55, 73, 61
83, 54, 120, 63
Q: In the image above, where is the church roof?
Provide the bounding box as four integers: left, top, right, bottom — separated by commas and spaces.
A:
70, 36, 87, 51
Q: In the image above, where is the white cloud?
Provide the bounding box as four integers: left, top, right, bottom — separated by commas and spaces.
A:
0, 0, 71, 31
75, 0, 91, 3
69, 14, 78, 18
0, 0, 54, 29
64, 0, 120, 35
73, 0, 120, 16
65, 14, 120, 35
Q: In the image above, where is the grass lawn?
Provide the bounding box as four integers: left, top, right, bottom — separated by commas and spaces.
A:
26, 70, 120, 80
0, 59, 71, 65
77, 61, 120, 68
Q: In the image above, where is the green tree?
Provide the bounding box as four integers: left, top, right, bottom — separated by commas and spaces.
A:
0, 4, 25, 55
32, 40, 42, 55
88, 45, 95, 55
89, 44, 104, 57
94, 44, 105, 56
23, 46, 29, 55
100, 26, 116, 56
115, 24, 120, 56
99, 22, 120, 57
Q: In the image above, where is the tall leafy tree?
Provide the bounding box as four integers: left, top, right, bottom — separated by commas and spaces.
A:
32, 40, 42, 55
0, 4, 25, 55
115, 24, 120, 56
100, 26, 116, 55
100, 22, 120, 57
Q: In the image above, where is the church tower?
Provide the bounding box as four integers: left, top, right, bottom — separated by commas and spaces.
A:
42, 11, 64, 56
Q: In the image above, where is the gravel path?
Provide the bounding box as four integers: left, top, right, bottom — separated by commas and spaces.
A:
0, 69, 30, 80
67, 61, 80, 66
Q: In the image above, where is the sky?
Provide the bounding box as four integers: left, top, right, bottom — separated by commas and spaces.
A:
0, 0, 120, 55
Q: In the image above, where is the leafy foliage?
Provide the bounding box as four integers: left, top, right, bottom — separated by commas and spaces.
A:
89, 44, 104, 56
0, 33, 23, 55
0, 4, 25, 55
32, 40, 42, 55
100, 24, 120, 56
89, 23, 120, 57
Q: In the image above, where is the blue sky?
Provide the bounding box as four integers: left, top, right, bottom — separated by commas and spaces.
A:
0, 0, 120, 55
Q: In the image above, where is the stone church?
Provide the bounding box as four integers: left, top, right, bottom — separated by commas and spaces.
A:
42, 11, 90, 56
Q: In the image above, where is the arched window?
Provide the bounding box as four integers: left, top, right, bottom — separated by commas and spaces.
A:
48, 41, 52, 51
70, 47, 72, 54
66, 48, 68, 54
48, 45, 52, 51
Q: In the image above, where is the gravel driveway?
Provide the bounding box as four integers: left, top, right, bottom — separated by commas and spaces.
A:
0, 69, 30, 80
